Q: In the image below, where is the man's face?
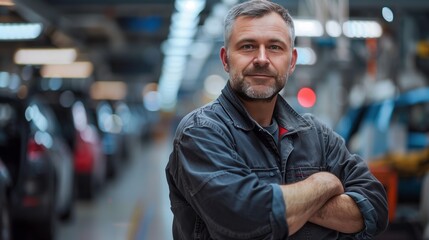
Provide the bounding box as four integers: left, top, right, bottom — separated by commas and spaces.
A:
220, 12, 297, 101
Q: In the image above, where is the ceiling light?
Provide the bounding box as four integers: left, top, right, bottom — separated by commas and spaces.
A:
159, 0, 207, 112
0, 0, 14, 6
171, 12, 199, 26
40, 61, 94, 78
203, 16, 223, 36
175, 0, 206, 16
294, 19, 324, 37
325, 20, 342, 38
0, 23, 43, 40
14, 48, 77, 65
343, 20, 382, 38
169, 27, 197, 39
90, 81, 127, 100
382, 7, 394, 22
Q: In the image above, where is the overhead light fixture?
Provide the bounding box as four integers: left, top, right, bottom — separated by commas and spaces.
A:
14, 48, 77, 65
0, 0, 14, 6
90, 81, 127, 100
0, 23, 43, 40
294, 19, 324, 37
175, 0, 206, 16
382, 7, 394, 23
159, 0, 207, 111
343, 20, 382, 38
325, 20, 342, 38
40, 61, 94, 78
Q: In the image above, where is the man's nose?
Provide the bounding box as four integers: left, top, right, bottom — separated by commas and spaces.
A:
253, 47, 269, 67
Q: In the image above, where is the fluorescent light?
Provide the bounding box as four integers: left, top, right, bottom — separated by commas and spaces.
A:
158, 73, 182, 110
294, 19, 324, 37
0, 0, 14, 6
40, 61, 94, 78
14, 48, 77, 65
0, 23, 43, 40
175, 0, 206, 16
159, 0, 207, 111
161, 42, 189, 56
203, 15, 223, 36
90, 81, 127, 100
169, 26, 197, 39
343, 20, 382, 38
325, 20, 342, 38
382, 7, 394, 22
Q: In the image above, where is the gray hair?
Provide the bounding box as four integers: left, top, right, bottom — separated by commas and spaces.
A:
224, 0, 295, 48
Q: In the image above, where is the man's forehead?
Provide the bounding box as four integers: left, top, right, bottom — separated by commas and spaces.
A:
230, 15, 292, 41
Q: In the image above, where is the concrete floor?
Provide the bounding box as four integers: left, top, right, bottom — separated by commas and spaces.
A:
58, 135, 173, 240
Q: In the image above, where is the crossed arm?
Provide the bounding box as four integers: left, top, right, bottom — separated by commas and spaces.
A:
279, 172, 364, 236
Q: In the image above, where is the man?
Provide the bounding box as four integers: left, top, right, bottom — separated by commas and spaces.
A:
165, 0, 388, 239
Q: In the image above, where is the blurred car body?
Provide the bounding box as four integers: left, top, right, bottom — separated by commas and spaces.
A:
0, 96, 75, 240
48, 94, 106, 200
336, 87, 429, 201
89, 100, 124, 179
0, 159, 11, 240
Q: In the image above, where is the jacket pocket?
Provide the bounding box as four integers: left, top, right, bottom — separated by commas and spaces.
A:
251, 167, 282, 185
286, 166, 326, 183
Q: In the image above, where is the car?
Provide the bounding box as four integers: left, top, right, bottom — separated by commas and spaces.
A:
0, 95, 75, 240
336, 87, 429, 202
47, 93, 106, 200
88, 100, 125, 179
0, 159, 11, 240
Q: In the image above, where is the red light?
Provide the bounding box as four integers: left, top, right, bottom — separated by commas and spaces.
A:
27, 139, 45, 160
297, 87, 317, 108
74, 133, 94, 173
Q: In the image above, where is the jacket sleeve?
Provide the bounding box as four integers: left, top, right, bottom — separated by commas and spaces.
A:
170, 118, 288, 239
307, 115, 389, 238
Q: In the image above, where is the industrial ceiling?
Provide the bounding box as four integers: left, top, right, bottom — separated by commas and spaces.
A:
2, 0, 429, 108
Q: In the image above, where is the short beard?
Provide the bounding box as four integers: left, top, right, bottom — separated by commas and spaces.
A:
231, 74, 286, 102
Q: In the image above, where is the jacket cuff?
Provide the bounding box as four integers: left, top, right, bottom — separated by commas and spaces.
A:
270, 184, 288, 239
345, 191, 378, 239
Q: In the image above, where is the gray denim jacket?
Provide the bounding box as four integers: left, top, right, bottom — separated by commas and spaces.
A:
166, 83, 388, 239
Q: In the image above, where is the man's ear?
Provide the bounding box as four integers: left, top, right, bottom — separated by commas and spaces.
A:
289, 48, 298, 74
220, 46, 229, 72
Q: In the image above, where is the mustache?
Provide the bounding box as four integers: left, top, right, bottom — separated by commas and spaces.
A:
243, 67, 276, 77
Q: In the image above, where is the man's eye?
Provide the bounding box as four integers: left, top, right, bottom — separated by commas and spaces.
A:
241, 45, 254, 50
269, 45, 281, 50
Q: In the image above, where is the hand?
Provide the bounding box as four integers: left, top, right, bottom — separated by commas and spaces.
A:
281, 171, 344, 235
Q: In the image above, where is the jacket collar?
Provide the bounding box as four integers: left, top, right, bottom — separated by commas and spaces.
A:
218, 82, 312, 134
